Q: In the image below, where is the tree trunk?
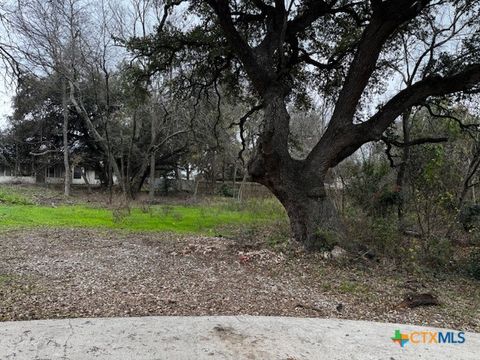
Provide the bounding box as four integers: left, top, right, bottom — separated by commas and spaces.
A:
237, 172, 247, 202
81, 169, 92, 194
127, 155, 151, 199
163, 174, 168, 195
15, 143, 19, 176
288, 197, 342, 251
35, 165, 46, 184
131, 170, 149, 198
232, 163, 237, 198
62, 79, 71, 197
269, 180, 343, 251
248, 90, 344, 251
149, 152, 156, 202
149, 108, 156, 202
396, 111, 411, 230
458, 146, 480, 209
108, 160, 113, 205
193, 177, 199, 200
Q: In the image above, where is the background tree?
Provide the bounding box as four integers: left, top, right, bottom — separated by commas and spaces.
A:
9, 0, 92, 196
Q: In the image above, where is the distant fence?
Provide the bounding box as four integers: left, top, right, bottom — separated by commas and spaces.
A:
174, 179, 273, 200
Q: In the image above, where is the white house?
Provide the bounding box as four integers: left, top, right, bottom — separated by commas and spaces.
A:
0, 165, 102, 186
0, 165, 35, 184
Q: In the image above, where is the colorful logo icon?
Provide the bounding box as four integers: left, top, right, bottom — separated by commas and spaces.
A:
391, 329, 465, 347
392, 330, 410, 347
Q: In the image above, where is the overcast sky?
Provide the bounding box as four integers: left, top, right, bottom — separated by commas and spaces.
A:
0, 15, 13, 130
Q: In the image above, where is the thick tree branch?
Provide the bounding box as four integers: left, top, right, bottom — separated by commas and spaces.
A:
286, 1, 332, 35
205, 0, 273, 94
306, 63, 480, 172
359, 64, 480, 140
328, 0, 431, 128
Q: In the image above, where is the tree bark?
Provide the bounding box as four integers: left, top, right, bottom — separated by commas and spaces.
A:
248, 91, 343, 251
396, 110, 412, 229
81, 168, 92, 194
149, 112, 156, 202
458, 146, 480, 209
282, 192, 343, 251
149, 152, 156, 201
61, 78, 71, 197
260, 169, 344, 251
237, 172, 247, 202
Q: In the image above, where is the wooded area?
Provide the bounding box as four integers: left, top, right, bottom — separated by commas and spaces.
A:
0, 0, 479, 265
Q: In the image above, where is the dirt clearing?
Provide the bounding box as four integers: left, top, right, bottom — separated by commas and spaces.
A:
0, 228, 478, 332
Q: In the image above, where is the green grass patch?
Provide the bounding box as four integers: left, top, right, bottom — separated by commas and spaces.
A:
0, 274, 15, 284
0, 201, 285, 234
0, 187, 33, 205
338, 280, 369, 294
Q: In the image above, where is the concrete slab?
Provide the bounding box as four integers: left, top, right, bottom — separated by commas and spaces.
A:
0, 316, 477, 359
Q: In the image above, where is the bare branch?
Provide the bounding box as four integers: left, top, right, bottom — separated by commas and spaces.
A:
29, 149, 61, 156
229, 102, 263, 163
381, 135, 448, 148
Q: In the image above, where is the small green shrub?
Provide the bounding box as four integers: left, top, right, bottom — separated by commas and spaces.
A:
459, 205, 480, 231
371, 187, 402, 217
423, 237, 454, 269
218, 198, 285, 219
171, 211, 183, 221
214, 217, 291, 249
314, 228, 339, 251
465, 248, 480, 280
369, 217, 400, 257
218, 184, 234, 198
161, 205, 173, 216
140, 203, 152, 214
338, 280, 368, 294
112, 207, 130, 223
0, 274, 15, 284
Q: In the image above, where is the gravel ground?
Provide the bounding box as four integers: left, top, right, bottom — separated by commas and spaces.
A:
0, 228, 479, 332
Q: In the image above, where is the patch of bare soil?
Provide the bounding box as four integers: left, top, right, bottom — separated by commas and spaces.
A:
0, 228, 478, 332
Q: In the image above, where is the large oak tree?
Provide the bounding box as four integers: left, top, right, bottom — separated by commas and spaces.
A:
130, 0, 480, 250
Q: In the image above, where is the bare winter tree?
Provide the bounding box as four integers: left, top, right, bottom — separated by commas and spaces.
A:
64, 0, 189, 200
382, 6, 473, 228
0, 7, 20, 77
8, 0, 89, 196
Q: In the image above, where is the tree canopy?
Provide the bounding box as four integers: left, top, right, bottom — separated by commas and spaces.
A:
125, 0, 480, 249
